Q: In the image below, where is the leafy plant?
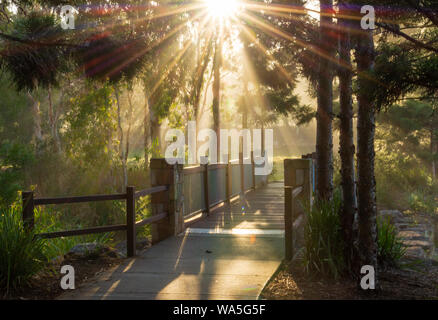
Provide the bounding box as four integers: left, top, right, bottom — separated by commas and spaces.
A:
0, 204, 47, 293
303, 191, 345, 279
33, 205, 113, 260
377, 216, 406, 267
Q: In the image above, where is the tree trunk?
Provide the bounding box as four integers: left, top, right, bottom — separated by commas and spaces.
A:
144, 86, 150, 169
27, 91, 43, 145
316, 0, 335, 200
193, 38, 212, 123
212, 35, 222, 158
149, 94, 161, 157
125, 89, 134, 188
47, 85, 61, 153
114, 86, 127, 190
431, 126, 437, 181
338, 9, 356, 269
431, 107, 437, 181
354, 17, 378, 279
192, 39, 213, 162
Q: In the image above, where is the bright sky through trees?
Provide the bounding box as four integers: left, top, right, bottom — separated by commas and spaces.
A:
204, 0, 242, 19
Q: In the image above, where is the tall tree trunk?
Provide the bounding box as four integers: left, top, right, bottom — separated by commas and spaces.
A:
114, 86, 127, 190
338, 8, 356, 269
212, 35, 222, 158
144, 86, 150, 169
354, 17, 378, 279
27, 91, 43, 145
316, 0, 335, 200
124, 89, 134, 188
47, 85, 61, 153
149, 94, 161, 157
431, 107, 437, 181
192, 39, 213, 162
193, 37, 212, 123
431, 127, 437, 181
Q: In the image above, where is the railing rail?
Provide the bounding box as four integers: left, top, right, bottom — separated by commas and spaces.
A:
182, 151, 267, 224
22, 185, 169, 257
34, 193, 127, 206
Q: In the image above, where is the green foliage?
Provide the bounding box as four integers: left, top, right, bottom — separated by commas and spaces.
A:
64, 82, 117, 169
2, 12, 68, 91
0, 142, 34, 205
407, 190, 438, 216
0, 73, 35, 205
0, 203, 47, 293
33, 205, 113, 260
77, 34, 148, 84
303, 191, 345, 279
375, 100, 437, 216
377, 216, 406, 267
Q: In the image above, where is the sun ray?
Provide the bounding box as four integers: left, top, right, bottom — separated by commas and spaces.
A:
104, 9, 211, 80
148, 14, 213, 97
238, 10, 355, 71
232, 17, 296, 87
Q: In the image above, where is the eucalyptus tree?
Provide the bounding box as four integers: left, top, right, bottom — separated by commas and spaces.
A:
315, 0, 336, 201
351, 4, 378, 277
337, 1, 356, 270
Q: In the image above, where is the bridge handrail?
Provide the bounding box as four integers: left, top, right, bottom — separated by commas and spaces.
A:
284, 159, 313, 261
22, 185, 169, 257
181, 152, 268, 223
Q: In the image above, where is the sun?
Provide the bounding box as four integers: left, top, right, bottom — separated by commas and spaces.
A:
204, 0, 241, 19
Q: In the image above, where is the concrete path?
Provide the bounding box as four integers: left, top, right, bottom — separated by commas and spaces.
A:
59, 183, 284, 300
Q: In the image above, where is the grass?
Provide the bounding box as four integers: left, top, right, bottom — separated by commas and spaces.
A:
377, 216, 406, 267
33, 205, 114, 260
0, 204, 47, 293
303, 191, 345, 280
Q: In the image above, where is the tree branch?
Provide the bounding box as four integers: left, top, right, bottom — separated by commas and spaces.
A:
375, 22, 438, 54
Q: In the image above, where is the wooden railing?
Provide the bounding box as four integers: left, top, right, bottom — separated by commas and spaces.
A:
182, 152, 268, 224
284, 159, 313, 261
21, 185, 168, 257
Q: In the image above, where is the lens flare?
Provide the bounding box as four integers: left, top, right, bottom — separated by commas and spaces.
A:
204, 0, 241, 19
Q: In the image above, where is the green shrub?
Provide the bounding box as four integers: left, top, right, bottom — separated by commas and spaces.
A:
407, 190, 437, 215
377, 216, 406, 266
0, 204, 47, 293
303, 191, 345, 279
34, 205, 113, 260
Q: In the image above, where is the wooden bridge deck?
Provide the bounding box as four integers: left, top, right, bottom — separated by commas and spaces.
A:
59, 182, 285, 300
190, 182, 284, 230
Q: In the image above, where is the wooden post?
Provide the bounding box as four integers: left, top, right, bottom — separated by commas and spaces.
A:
284, 186, 293, 260
203, 162, 210, 215
240, 151, 244, 194
126, 186, 136, 257
284, 159, 312, 261
22, 191, 35, 230
251, 151, 256, 190
150, 158, 184, 244
225, 153, 231, 203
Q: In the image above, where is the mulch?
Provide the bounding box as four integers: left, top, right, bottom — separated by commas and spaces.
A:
1, 255, 123, 300
261, 258, 438, 300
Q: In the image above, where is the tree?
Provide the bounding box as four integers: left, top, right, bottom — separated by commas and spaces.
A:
212, 30, 222, 158
338, 2, 356, 269
316, 0, 336, 201
352, 6, 378, 276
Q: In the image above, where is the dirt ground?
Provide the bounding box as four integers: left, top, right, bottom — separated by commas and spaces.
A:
261, 258, 438, 300
1, 255, 123, 300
